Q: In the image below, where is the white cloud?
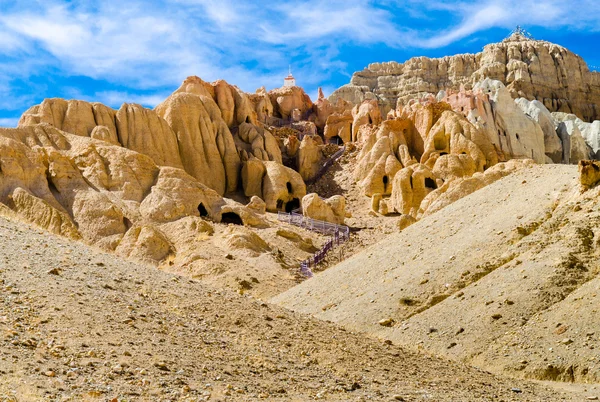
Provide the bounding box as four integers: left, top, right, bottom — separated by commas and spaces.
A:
0, 0, 598, 124
415, 0, 600, 48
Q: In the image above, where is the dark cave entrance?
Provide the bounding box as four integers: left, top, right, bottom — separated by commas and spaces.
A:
329, 135, 343, 145
198, 203, 208, 217
425, 177, 437, 190
221, 212, 243, 225
286, 181, 293, 193
383, 175, 389, 187
285, 198, 300, 213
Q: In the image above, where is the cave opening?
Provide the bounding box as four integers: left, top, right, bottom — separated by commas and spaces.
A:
329, 135, 343, 145
198, 203, 208, 217
285, 198, 300, 213
245, 116, 251, 124
286, 181, 293, 193
368, 116, 373, 125
383, 175, 389, 187
221, 212, 243, 225
425, 177, 437, 190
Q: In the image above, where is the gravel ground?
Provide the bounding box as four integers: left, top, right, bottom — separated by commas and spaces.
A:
0, 215, 578, 401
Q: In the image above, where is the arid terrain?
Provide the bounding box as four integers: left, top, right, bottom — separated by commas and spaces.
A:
0, 214, 583, 401
2, 30, 600, 401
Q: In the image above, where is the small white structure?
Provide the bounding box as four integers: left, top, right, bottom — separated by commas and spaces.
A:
284, 65, 296, 87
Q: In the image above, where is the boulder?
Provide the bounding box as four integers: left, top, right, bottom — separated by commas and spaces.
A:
579, 160, 600, 190
115, 225, 172, 263
246, 196, 266, 214
302, 193, 347, 225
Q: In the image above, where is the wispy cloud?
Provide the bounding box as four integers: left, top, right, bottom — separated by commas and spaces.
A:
0, 0, 598, 123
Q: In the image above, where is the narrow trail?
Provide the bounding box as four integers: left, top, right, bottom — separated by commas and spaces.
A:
277, 211, 349, 277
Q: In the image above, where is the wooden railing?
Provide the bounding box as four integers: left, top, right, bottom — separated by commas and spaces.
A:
277, 211, 350, 278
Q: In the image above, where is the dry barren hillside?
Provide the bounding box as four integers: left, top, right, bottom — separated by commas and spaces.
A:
0, 215, 578, 401
275, 163, 600, 384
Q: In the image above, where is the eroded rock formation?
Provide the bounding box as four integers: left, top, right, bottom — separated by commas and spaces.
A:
331, 33, 600, 122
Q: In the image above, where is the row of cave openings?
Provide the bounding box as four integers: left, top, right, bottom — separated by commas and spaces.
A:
195, 181, 300, 226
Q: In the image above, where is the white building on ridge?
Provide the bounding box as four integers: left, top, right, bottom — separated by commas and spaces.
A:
284, 65, 296, 87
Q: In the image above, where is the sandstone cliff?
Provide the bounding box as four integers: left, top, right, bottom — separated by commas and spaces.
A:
330, 32, 600, 122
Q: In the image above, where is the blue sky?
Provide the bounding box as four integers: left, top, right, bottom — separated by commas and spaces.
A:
1, 0, 599, 127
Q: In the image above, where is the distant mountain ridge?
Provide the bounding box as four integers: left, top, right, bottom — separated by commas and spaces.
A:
330, 32, 600, 122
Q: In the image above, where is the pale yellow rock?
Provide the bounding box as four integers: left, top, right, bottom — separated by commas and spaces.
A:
241, 157, 266, 198
297, 135, 324, 181
269, 86, 313, 120
262, 161, 306, 212
220, 226, 271, 257
371, 193, 382, 212
234, 122, 282, 163
8, 187, 80, 239
419, 159, 534, 217
354, 120, 410, 196
579, 160, 600, 190
139, 167, 224, 223
432, 154, 477, 181
213, 79, 258, 127
116, 225, 172, 263
556, 120, 591, 164
314, 87, 335, 130
398, 214, 416, 230
115, 103, 184, 169
390, 163, 438, 217
301, 193, 347, 225
352, 100, 382, 142
218, 200, 269, 228
155, 91, 240, 195
378, 199, 389, 216
19, 98, 118, 140
420, 110, 487, 173
324, 114, 353, 144
246, 196, 266, 214
250, 87, 274, 124
331, 34, 600, 122
284, 135, 300, 158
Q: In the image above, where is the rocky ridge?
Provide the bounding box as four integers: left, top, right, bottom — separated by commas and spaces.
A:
330, 33, 600, 122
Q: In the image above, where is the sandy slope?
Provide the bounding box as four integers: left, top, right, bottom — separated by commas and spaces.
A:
0, 215, 578, 401
274, 164, 600, 386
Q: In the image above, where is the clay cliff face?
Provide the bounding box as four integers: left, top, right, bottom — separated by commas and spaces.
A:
330, 33, 600, 122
